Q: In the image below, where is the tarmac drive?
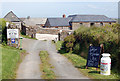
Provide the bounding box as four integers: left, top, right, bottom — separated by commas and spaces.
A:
16, 38, 89, 79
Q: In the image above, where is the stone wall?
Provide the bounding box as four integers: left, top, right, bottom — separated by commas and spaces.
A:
12, 22, 22, 30
36, 28, 59, 35
25, 26, 36, 38
72, 22, 115, 30
36, 27, 73, 41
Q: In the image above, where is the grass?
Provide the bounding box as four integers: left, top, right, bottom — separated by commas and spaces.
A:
54, 41, 63, 51
1, 45, 27, 79
55, 41, 120, 79
39, 51, 56, 79
20, 34, 37, 40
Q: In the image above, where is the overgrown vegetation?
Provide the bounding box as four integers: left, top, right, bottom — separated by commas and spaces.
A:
39, 51, 56, 79
55, 41, 120, 79
1, 46, 26, 79
64, 53, 120, 79
20, 33, 37, 40
73, 24, 119, 73
0, 19, 7, 45
64, 34, 75, 52
56, 24, 120, 79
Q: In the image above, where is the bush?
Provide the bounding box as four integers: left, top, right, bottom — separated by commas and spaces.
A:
73, 24, 119, 73
73, 43, 80, 54
64, 34, 75, 52
63, 24, 119, 73
0, 19, 7, 45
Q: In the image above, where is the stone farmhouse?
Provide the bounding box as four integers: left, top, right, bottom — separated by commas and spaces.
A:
4, 11, 24, 30
45, 14, 116, 30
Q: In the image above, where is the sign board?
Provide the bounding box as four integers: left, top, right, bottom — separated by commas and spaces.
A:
7, 29, 19, 38
11, 38, 15, 44
86, 46, 101, 68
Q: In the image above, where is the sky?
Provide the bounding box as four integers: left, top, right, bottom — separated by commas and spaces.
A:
0, 0, 120, 2
0, 1, 119, 18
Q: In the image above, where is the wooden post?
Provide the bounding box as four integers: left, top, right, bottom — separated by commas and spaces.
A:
96, 44, 104, 71
100, 44, 104, 54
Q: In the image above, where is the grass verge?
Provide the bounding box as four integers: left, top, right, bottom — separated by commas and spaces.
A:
39, 51, 56, 79
20, 34, 37, 40
1, 45, 27, 79
55, 41, 120, 79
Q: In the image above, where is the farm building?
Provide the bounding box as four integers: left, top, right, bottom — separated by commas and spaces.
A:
45, 14, 116, 30
4, 11, 24, 30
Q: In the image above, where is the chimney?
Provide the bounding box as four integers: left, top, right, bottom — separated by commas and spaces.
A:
63, 14, 66, 18
27, 16, 30, 19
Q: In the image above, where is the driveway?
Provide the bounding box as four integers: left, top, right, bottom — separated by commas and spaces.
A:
16, 38, 47, 79
16, 38, 89, 79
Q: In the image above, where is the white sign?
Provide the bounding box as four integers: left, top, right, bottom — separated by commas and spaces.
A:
7, 29, 19, 38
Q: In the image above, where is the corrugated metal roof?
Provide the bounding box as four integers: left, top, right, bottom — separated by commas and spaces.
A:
4, 11, 21, 22
69, 15, 116, 22
46, 17, 72, 27
23, 18, 47, 26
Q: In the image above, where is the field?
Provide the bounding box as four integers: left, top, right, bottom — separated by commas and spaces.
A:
1, 45, 26, 79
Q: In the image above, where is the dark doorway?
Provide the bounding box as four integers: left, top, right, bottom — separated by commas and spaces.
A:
80, 23, 83, 26
100, 22, 103, 26
90, 23, 95, 26
109, 22, 112, 25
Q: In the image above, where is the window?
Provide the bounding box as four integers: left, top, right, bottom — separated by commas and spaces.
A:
109, 22, 112, 25
100, 22, 103, 26
80, 23, 83, 26
90, 23, 95, 26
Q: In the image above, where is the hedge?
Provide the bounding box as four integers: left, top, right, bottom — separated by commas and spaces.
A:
63, 24, 120, 73
0, 18, 7, 45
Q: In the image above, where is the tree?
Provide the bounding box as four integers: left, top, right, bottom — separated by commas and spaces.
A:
0, 18, 7, 44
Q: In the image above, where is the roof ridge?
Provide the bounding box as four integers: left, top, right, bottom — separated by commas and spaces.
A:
4, 11, 21, 22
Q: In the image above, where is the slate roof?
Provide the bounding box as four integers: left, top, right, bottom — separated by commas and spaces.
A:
46, 17, 72, 27
4, 11, 21, 22
20, 18, 26, 21
69, 15, 116, 22
23, 18, 47, 26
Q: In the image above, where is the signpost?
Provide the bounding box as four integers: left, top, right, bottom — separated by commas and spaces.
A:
19, 37, 23, 50
11, 38, 15, 44
7, 29, 19, 48
86, 46, 101, 69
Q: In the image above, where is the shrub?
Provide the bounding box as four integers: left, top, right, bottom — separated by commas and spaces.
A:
73, 43, 80, 54
64, 34, 75, 52
73, 24, 119, 73
62, 24, 119, 73
0, 19, 7, 45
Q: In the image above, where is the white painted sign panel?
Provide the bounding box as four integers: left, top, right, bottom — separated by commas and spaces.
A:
7, 29, 19, 38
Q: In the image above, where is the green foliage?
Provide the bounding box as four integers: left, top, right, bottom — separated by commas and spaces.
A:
64, 53, 120, 79
55, 41, 120, 79
2, 46, 25, 79
73, 43, 80, 54
74, 24, 119, 73
64, 34, 75, 52
20, 33, 37, 40
61, 24, 119, 73
0, 19, 7, 45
